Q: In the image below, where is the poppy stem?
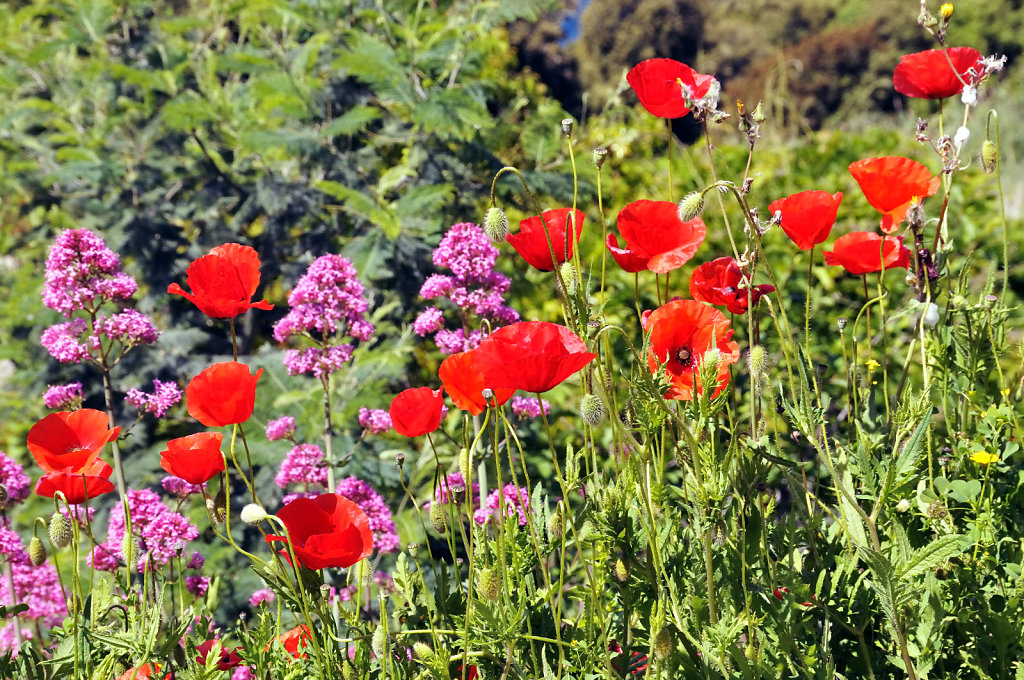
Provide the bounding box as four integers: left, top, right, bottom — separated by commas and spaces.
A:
805, 246, 814, 365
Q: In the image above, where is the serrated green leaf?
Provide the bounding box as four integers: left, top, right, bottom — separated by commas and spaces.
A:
899, 535, 965, 581
321, 106, 381, 137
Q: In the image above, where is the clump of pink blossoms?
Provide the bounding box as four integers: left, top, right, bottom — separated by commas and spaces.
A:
92, 489, 199, 572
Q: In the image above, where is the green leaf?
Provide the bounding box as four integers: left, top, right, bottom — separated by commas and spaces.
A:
321, 106, 381, 137
898, 535, 966, 581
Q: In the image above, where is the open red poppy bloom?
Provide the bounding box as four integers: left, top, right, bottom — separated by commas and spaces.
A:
473, 321, 596, 394
626, 58, 718, 119
159, 432, 225, 485
767, 191, 843, 250
115, 664, 170, 680
506, 208, 584, 272
823, 232, 911, 275
266, 493, 374, 571
390, 387, 445, 437
608, 200, 706, 273
689, 257, 775, 315
277, 625, 312, 659
168, 243, 274, 319
186, 362, 263, 427
196, 639, 243, 670
645, 300, 739, 401
27, 409, 120, 473
35, 459, 115, 505
439, 351, 515, 416
849, 157, 940, 233
893, 47, 982, 99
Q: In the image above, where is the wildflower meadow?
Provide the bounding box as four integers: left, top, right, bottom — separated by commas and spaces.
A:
0, 1, 1023, 678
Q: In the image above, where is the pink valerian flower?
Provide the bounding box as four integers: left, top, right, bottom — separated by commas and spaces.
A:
40, 319, 90, 364
249, 588, 276, 607
126, 379, 182, 418
265, 416, 296, 442
282, 491, 318, 505
186, 576, 210, 597
335, 477, 400, 553
433, 472, 480, 507
0, 526, 66, 653
357, 408, 392, 435
161, 476, 204, 498
91, 489, 199, 572
43, 382, 84, 410
473, 484, 531, 527
274, 444, 329, 489
282, 345, 354, 378
42, 229, 137, 316
91, 309, 159, 348
0, 453, 32, 506
232, 667, 255, 680
416, 223, 520, 356
510, 395, 550, 419
187, 552, 205, 570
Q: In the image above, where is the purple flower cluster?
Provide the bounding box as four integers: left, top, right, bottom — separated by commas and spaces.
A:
249, 588, 276, 607
416, 223, 519, 355
433, 472, 480, 507
335, 477, 400, 553
473, 484, 531, 527
43, 382, 83, 410
126, 379, 182, 418
265, 416, 296, 442
275, 444, 329, 489
92, 489, 199, 572
186, 575, 210, 597
92, 309, 159, 348
161, 475, 204, 498
40, 319, 90, 363
357, 408, 392, 435
510, 395, 550, 419
0, 453, 31, 507
0, 524, 66, 653
42, 229, 137, 315
273, 255, 374, 377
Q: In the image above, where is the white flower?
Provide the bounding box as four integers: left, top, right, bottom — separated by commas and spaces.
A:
922, 302, 939, 328
953, 126, 970, 150
961, 85, 978, 107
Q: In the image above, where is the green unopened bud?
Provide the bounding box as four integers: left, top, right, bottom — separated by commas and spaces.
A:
678, 191, 705, 222
559, 261, 578, 296
341, 663, 358, 680
483, 206, 509, 243
981, 139, 997, 174
580, 518, 598, 543
579, 393, 605, 426
477, 567, 500, 601
121, 535, 139, 569
748, 345, 767, 379
593, 147, 609, 169
654, 627, 673, 660
29, 536, 47, 566
429, 500, 447, 534
613, 557, 629, 582
241, 503, 268, 526
371, 621, 386, 658
48, 512, 73, 549
413, 642, 435, 663
547, 506, 564, 541
751, 101, 766, 125
561, 118, 574, 136
458, 448, 472, 487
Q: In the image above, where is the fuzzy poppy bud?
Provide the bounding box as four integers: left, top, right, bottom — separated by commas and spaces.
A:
477, 567, 500, 601
458, 448, 472, 487
654, 627, 673, 660
48, 512, 73, 549
677, 191, 705, 222
593, 147, 608, 169
483, 206, 509, 243
981, 139, 998, 174
579, 393, 605, 426
29, 536, 47, 566
341, 663, 358, 680
413, 642, 435, 662
121, 535, 139, 568
547, 506, 564, 541
371, 622, 386, 658
241, 503, 268, 526
558, 261, 578, 296
748, 345, 767, 379
561, 118, 574, 136
580, 518, 598, 543
429, 500, 446, 534
613, 557, 629, 582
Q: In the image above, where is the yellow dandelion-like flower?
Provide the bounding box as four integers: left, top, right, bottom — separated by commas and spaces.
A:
940, 3, 954, 19
970, 451, 999, 465
865, 359, 880, 371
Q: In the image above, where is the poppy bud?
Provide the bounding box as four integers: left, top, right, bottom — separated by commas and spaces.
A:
371, 622, 387, 658
429, 501, 446, 534
559, 261, 578, 296
580, 519, 598, 543
748, 345, 767, 379
458, 448, 472, 487
593, 147, 609, 169
579, 393, 605, 426
613, 557, 629, 582
837, 317, 848, 331
654, 627, 673, 660
476, 567, 500, 601
561, 118, 574, 136
395, 453, 406, 469
413, 642, 434, 662
122, 535, 140, 568
241, 503, 268, 526
483, 206, 509, 243
341, 663, 358, 680
677, 191, 705, 222
547, 506, 564, 541
29, 536, 47, 566
49, 512, 73, 549
981, 139, 998, 174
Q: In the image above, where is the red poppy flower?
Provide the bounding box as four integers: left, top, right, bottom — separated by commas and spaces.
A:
266, 493, 374, 571
439, 352, 515, 416
159, 432, 225, 485
472, 321, 596, 394
27, 409, 120, 474
626, 58, 718, 119
35, 459, 115, 504
767, 191, 843, 250
689, 257, 775, 315
196, 639, 243, 670
115, 664, 170, 680
893, 47, 982, 99
645, 300, 740, 401
277, 625, 312, 659
823, 232, 911, 275
608, 201, 706, 274
849, 157, 940, 233
390, 387, 445, 437
186, 362, 263, 427
506, 208, 584, 272
168, 243, 274, 319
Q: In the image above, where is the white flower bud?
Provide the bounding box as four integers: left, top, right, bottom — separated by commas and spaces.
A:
953, 126, 970, 150
241, 503, 268, 526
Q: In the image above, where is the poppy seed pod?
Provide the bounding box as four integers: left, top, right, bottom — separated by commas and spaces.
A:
561, 118, 574, 136
483, 206, 509, 243
29, 536, 47, 566
593, 147, 609, 169
49, 512, 73, 549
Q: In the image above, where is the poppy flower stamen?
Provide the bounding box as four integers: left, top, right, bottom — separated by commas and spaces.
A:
675, 347, 693, 367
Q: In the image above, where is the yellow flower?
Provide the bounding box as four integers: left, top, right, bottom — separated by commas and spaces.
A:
940, 3, 954, 19
970, 451, 999, 465
865, 359, 880, 371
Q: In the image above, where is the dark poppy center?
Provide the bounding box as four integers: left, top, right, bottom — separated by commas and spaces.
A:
675, 346, 693, 367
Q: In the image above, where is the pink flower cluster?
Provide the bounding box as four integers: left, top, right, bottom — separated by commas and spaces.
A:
474, 484, 531, 527
265, 416, 296, 441
357, 407, 392, 434
42, 229, 137, 315
415, 222, 519, 355
43, 382, 83, 410
0, 525, 66, 652
126, 379, 182, 418
274, 444, 329, 489
510, 395, 550, 419
0, 454, 31, 507
92, 489, 199, 572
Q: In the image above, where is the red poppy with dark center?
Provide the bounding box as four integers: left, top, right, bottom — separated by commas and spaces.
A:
159, 432, 225, 485
168, 243, 274, 319
390, 387, 445, 437
35, 459, 115, 504
185, 361, 263, 428
506, 208, 584, 272
472, 321, 597, 394
266, 493, 374, 571
689, 257, 775, 315
196, 639, 243, 670
823, 232, 911, 275
626, 58, 718, 119
27, 409, 120, 474
645, 300, 740, 401
849, 157, 940, 233
439, 351, 516, 416
893, 47, 982, 99
767, 190, 843, 250
608, 200, 706, 273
